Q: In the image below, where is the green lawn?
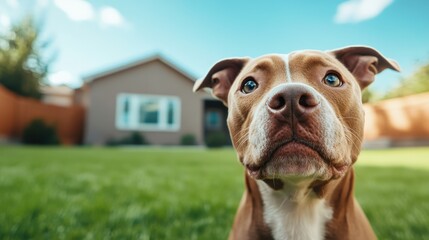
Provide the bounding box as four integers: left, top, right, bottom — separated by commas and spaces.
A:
0, 146, 428, 240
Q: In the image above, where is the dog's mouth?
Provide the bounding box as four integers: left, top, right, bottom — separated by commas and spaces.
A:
245, 139, 348, 180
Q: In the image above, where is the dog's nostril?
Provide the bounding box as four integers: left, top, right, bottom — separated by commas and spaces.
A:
299, 94, 320, 108
268, 95, 286, 110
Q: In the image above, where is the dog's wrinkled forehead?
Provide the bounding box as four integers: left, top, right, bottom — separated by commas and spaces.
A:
228, 50, 355, 96
193, 46, 400, 106
237, 50, 343, 82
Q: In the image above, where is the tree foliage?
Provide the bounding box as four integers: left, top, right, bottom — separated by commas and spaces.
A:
0, 16, 49, 99
383, 63, 429, 99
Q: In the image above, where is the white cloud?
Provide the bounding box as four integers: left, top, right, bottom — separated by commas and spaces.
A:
99, 6, 126, 28
48, 71, 80, 86
334, 0, 393, 24
51, 1, 129, 28
53, 0, 95, 21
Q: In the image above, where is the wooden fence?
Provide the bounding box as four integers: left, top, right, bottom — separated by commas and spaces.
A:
363, 92, 429, 147
0, 86, 84, 145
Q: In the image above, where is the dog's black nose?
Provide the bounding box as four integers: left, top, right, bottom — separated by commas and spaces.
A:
266, 84, 320, 121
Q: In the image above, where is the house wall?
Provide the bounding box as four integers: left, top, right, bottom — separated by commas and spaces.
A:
41, 86, 74, 107
73, 84, 90, 107
85, 59, 209, 145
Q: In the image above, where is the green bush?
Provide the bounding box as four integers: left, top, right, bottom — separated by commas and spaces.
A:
105, 132, 148, 146
205, 132, 227, 148
105, 138, 120, 146
22, 119, 59, 145
181, 134, 196, 146
123, 132, 146, 145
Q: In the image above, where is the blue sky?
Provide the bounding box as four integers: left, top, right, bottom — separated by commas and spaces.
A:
1, 0, 429, 93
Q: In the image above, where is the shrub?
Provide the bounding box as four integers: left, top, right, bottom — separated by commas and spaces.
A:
22, 119, 59, 145
105, 132, 148, 146
181, 134, 196, 146
205, 132, 227, 148
122, 132, 146, 145
105, 138, 119, 146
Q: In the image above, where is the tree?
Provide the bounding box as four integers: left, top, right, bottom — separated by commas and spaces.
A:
383, 62, 429, 99
0, 16, 50, 99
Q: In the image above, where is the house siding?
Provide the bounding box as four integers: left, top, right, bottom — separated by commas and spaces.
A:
84, 59, 208, 145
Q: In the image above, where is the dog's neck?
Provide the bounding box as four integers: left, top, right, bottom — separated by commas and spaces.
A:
256, 178, 333, 240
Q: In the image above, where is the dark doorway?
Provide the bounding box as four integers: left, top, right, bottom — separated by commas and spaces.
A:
203, 100, 231, 145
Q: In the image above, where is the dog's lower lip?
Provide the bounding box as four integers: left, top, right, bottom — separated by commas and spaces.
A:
245, 163, 265, 178
332, 164, 349, 177
269, 140, 331, 164
246, 167, 263, 179
246, 165, 262, 178
247, 140, 345, 179
246, 164, 262, 172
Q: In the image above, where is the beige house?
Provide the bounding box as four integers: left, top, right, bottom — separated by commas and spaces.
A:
78, 54, 229, 145
41, 85, 74, 106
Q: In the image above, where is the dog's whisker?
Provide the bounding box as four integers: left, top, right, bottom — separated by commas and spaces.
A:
234, 131, 250, 149
344, 128, 364, 152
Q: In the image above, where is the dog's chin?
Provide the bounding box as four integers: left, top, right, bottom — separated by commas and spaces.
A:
246, 142, 347, 182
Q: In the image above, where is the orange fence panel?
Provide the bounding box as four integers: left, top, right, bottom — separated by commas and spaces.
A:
0, 85, 85, 145
0, 86, 18, 137
364, 92, 429, 144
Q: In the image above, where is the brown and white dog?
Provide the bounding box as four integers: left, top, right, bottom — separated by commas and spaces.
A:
193, 46, 400, 240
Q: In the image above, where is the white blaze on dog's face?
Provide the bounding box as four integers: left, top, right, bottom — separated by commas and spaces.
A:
194, 46, 400, 188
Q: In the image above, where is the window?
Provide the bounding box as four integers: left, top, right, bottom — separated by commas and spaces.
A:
116, 93, 181, 131
205, 110, 222, 130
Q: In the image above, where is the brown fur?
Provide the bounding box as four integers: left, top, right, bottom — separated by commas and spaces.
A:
194, 46, 400, 240
230, 170, 377, 240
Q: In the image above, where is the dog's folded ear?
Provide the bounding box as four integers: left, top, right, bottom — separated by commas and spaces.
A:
328, 46, 401, 89
193, 57, 249, 106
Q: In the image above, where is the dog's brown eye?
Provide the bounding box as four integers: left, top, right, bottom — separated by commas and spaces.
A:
323, 73, 343, 87
241, 77, 258, 94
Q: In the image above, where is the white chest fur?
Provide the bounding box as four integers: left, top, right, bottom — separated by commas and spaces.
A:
257, 180, 333, 240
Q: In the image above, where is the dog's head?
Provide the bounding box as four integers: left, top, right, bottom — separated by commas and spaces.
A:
194, 46, 399, 188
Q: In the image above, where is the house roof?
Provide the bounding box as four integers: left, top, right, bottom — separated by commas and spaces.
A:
83, 53, 196, 84
40, 85, 74, 96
